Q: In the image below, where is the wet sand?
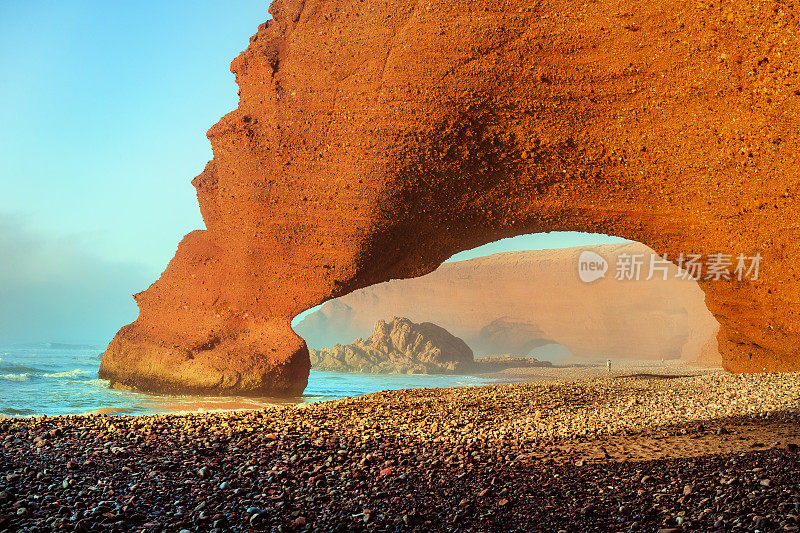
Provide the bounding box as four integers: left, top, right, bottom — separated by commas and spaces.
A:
2, 372, 800, 531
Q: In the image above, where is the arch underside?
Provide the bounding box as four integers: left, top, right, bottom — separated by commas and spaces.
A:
100, 0, 800, 395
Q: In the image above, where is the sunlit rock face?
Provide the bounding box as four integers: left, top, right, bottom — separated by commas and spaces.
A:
101, 0, 799, 395
297, 243, 721, 364
310, 316, 474, 374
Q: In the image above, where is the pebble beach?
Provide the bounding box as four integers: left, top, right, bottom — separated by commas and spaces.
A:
3, 372, 800, 532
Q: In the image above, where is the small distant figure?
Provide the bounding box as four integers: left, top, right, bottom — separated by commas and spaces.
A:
606, 359, 612, 373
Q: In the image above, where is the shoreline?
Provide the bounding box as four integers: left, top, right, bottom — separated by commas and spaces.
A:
471, 358, 720, 382
1, 358, 718, 420
3, 372, 800, 531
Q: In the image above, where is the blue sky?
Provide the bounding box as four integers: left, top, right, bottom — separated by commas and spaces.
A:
0, 1, 267, 343
0, 1, 267, 269
445, 233, 627, 263
0, 1, 625, 344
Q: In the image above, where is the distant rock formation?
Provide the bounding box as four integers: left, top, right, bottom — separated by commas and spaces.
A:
297, 243, 722, 365
310, 317, 474, 374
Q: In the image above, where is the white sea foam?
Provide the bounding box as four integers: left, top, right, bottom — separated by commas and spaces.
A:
1, 372, 32, 382
42, 369, 88, 378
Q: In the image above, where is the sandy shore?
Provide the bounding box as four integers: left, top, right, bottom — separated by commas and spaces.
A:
476, 358, 721, 382
3, 372, 800, 531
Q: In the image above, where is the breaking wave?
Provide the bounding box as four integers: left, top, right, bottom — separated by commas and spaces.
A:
1, 372, 32, 382
42, 369, 88, 378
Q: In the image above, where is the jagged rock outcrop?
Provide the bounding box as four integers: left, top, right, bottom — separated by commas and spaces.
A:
310, 317, 474, 374
297, 243, 721, 363
101, 0, 799, 395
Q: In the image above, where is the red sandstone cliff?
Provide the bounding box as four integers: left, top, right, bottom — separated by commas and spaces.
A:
100, 0, 798, 395
297, 243, 721, 364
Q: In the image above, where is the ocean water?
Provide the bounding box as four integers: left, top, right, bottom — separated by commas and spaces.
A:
0, 345, 497, 418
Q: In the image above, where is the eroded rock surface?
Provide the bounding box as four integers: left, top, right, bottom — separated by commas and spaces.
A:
310, 317, 473, 373
101, 0, 799, 395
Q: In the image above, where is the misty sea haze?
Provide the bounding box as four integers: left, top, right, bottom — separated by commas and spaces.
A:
0, 345, 497, 417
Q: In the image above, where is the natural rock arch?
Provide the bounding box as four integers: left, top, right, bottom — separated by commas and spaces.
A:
100, 0, 800, 395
